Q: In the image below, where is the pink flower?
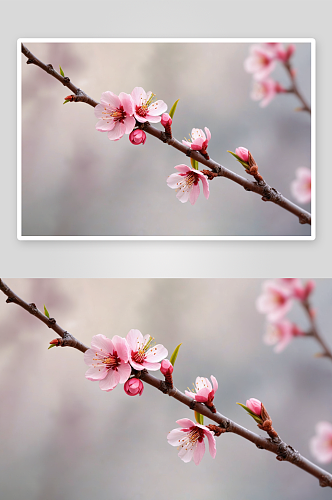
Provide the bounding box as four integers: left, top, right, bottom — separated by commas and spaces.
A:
124, 378, 144, 396
246, 398, 262, 416
167, 418, 216, 465
278, 278, 315, 301
256, 280, 293, 322
131, 87, 167, 123
160, 359, 173, 376
185, 376, 218, 405
84, 334, 131, 392
291, 167, 311, 204
251, 79, 284, 107
244, 44, 276, 81
126, 329, 168, 371
129, 129, 146, 145
310, 422, 332, 463
95, 91, 135, 141
235, 147, 249, 163
263, 319, 302, 353
182, 128, 211, 151
161, 113, 172, 127
167, 164, 210, 205
275, 44, 295, 62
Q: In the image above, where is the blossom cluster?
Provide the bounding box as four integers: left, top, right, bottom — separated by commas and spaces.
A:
95, 86, 167, 142
256, 278, 315, 352
291, 167, 311, 204
244, 43, 295, 107
84, 329, 168, 394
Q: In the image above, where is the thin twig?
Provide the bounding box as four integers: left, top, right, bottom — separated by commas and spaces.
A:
21, 43, 311, 226
0, 279, 330, 487
283, 60, 311, 114
302, 299, 332, 361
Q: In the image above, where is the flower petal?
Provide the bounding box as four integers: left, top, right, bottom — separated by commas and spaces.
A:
193, 439, 205, 465
117, 362, 132, 383
90, 334, 114, 354
126, 329, 144, 350
99, 369, 120, 391
85, 366, 108, 380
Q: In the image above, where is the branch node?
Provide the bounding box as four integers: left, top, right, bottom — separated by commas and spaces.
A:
185, 148, 192, 158
63, 76, 70, 84
47, 317, 56, 327
5, 297, 15, 304
28, 302, 38, 315
189, 400, 196, 410
26, 59, 34, 65
46, 64, 54, 72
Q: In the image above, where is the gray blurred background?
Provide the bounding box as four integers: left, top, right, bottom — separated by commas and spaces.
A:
21, 42, 311, 237
0, 278, 330, 500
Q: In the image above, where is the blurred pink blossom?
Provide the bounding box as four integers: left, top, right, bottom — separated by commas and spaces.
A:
129, 129, 146, 145
131, 87, 167, 123
244, 45, 276, 81
126, 329, 168, 371
310, 422, 332, 463
263, 319, 303, 353
95, 91, 135, 141
251, 79, 285, 107
124, 378, 144, 396
256, 280, 293, 322
182, 127, 211, 151
278, 278, 315, 301
167, 418, 216, 465
235, 147, 249, 163
185, 376, 218, 405
246, 398, 262, 415
291, 167, 311, 204
167, 164, 210, 205
84, 334, 131, 392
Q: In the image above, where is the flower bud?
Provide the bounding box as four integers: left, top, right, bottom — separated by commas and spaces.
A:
124, 378, 144, 396
235, 147, 249, 163
129, 129, 146, 145
160, 359, 173, 376
246, 398, 262, 416
161, 113, 172, 127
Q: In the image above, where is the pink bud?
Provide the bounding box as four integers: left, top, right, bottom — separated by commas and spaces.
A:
129, 129, 146, 145
235, 147, 249, 163
303, 280, 315, 300
285, 44, 295, 61
161, 113, 172, 127
246, 398, 262, 416
160, 359, 173, 376
124, 378, 144, 396
275, 82, 286, 94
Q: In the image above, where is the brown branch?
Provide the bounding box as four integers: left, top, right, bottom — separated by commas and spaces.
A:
301, 299, 332, 361
283, 60, 311, 114
0, 278, 331, 487
21, 43, 311, 226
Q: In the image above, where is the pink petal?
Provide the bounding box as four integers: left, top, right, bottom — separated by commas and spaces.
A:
176, 188, 191, 203
91, 334, 114, 354
167, 173, 184, 189
211, 375, 218, 392
112, 335, 129, 362
167, 429, 187, 446
145, 344, 168, 363
99, 369, 120, 391
147, 100, 167, 116
100, 91, 121, 108
126, 329, 144, 350
174, 164, 191, 174
117, 362, 132, 383
198, 173, 210, 200
189, 183, 200, 205
142, 361, 161, 371
193, 439, 205, 465
124, 116, 136, 134
119, 92, 134, 115
129, 359, 145, 370
204, 127, 211, 142
195, 377, 212, 392
178, 445, 195, 463
176, 418, 195, 428
145, 114, 162, 123
85, 366, 108, 380
205, 429, 217, 458
131, 87, 146, 106
184, 390, 195, 399
107, 122, 127, 141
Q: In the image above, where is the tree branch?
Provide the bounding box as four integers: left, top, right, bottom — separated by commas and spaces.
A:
302, 299, 332, 361
21, 43, 311, 227
0, 279, 330, 487
283, 60, 311, 114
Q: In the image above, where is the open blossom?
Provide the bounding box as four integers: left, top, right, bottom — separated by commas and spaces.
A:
266, 43, 295, 62
310, 422, 332, 463
126, 329, 168, 371
246, 398, 262, 416
251, 79, 284, 107
124, 378, 144, 396
291, 167, 311, 204
95, 91, 135, 141
84, 334, 131, 392
182, 128, 211, 151
263, 319, 304, 353
185, 376, 218, 405
244, 44, 276, 81
131, 87, 167, 123
167, 164, 210, 205
167, 418, 216, 465
256, 280, 293, 322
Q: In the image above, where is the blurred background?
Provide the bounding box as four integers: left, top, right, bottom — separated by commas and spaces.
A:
0, 278, 330, 500
21, 42, 311, 237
